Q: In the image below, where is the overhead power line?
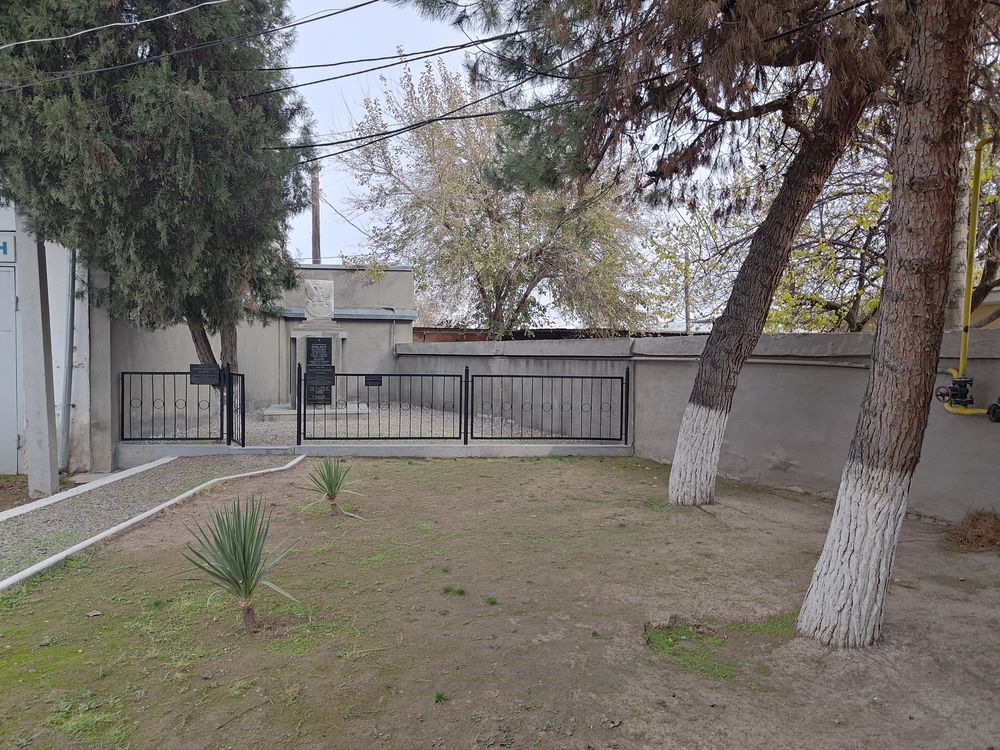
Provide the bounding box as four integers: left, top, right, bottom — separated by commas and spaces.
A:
0, 0, 232, 52
242, 32, 520, 98
0, 0, 381, 94
247, 34, 518, 72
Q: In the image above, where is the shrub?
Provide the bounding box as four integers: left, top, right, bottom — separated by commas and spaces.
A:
184, 496, 297, 630
306, 458, 360, 516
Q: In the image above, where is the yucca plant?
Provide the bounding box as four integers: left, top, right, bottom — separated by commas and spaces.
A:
184, 496, 297, 630
306, 457, 361, 516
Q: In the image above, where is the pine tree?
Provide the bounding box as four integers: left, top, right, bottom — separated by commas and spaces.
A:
0, 0, 311, 366
405, 0, 909, 502
797, 0, 981, 648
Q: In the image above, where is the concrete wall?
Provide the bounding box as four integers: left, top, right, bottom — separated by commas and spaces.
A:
631, 330, 1000, 522
109, 264, 416, 423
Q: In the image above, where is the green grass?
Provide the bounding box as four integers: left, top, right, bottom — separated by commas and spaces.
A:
433, 691, 449, 703
726, 611, 798, 638
644, 622, 742, 683
644, 612, 799, 687
442, 585, 466, 596
483, 595, 498, 606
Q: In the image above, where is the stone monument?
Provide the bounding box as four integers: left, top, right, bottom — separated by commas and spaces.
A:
291, 277, 346, 407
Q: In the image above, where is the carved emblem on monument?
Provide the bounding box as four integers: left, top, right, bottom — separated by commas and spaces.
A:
303, 279, 334, 320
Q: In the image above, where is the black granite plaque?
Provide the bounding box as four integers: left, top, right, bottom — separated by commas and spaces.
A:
306, 338, 333, 405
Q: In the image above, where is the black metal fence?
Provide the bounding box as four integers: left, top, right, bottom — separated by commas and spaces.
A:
120, 365, 245, 444
469, 372, 628, 442
297, 366, 464, 442
296, 365, 630, 445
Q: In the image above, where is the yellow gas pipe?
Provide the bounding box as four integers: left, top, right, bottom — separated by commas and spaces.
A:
943, 136, 991, 416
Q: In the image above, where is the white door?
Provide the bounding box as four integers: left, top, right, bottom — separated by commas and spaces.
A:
0, 267, 17, 472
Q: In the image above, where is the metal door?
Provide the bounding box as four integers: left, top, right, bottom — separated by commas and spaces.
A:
0, 267, 17, 472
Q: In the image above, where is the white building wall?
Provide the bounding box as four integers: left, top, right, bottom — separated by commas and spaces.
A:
1, 204, 91, 474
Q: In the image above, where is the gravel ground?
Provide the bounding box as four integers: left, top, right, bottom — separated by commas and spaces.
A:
244, 405, 620, 445
0, 454, 294, 580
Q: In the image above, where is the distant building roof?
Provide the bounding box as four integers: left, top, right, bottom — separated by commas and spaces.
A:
284, 307, 418, 321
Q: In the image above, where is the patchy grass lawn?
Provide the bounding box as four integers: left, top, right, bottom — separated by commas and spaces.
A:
0, 457, 997, 749
0, 474, 72, 513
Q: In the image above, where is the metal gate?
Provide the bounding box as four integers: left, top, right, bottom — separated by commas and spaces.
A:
120, 364, 245, 445
297, 365, 630, 445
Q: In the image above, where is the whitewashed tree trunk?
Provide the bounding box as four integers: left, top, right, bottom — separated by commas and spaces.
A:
798, 0, 979, 649
668, 403, 728, 506
667, 81, 879, 506
796, 462, 909, 647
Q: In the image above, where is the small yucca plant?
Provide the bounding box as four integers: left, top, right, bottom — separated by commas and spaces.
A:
184, 496, 297, 630
306, 457, 360, 515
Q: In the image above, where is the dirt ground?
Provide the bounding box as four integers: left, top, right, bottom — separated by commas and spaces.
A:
0, 457, 997, 750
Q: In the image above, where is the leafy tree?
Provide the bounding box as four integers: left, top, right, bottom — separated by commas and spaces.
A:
338, 60, 657, 338
0, 0, 311, 369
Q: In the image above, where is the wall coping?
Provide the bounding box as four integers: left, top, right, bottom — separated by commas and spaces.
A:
395, 338, 633, 359
397, 329, 1000, 362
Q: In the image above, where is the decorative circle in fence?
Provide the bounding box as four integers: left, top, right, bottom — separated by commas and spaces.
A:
481, 400, 493, 412
378, 401, 390, 410
501, 401, 512, 412
336, 400, 348, 409
542, 402, 553, 412
198, 399, 210, 411
421, 400, 432, 409
601, 402, 612, 412
521, 402, 533, 410
582, 403, 592, 413
401, 402, 411, 411
174, 398, 186, 409
359, 400, 369, 409
442, 400, 454, 410
130, 398, 142, 408
561, 402, 573, 411
152, 398, 164, 410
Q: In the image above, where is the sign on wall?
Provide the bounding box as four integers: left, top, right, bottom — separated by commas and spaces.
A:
0, 232, 14, 263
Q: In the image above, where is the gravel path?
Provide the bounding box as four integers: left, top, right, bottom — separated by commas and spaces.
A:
243, 406, 620, 445
0, 454, 294, 580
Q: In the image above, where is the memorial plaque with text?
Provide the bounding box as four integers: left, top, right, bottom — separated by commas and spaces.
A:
306, 338, 333, 405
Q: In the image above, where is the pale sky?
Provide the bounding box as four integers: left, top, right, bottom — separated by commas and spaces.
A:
284, 1, 466, 263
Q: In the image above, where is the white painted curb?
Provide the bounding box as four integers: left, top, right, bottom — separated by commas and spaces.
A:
0, 457, 177, 523
0, 454, 306, 593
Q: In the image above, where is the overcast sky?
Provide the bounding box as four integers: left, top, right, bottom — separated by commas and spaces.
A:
284, 1, 466, 264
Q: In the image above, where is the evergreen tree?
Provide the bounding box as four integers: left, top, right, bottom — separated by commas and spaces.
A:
0, 0, 311, 368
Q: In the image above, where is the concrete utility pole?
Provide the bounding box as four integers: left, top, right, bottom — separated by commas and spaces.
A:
311, 168, 321, 264
20, 232, 59, 497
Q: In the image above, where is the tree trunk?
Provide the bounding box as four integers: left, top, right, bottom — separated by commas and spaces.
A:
945, 146, 972, 329
220, 322, 238, 372
798, 0, 978, 649
187, 319, 218, 366
239, 598, 258, 630
668, 81, 879, 506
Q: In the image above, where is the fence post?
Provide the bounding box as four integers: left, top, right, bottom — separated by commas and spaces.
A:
463, 366, 470, 445
623, 367, 630, 445
224, 363, 232, 446
296, 363, 303, 446
119, 372, 125, 441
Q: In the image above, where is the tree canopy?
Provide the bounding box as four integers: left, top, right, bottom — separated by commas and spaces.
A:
0, 0, 312, 365
339, 60, 658, 338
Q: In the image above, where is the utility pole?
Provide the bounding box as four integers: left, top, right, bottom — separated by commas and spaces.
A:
311, 168, 321, 264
